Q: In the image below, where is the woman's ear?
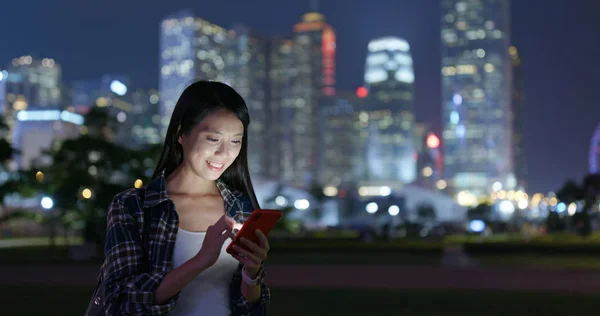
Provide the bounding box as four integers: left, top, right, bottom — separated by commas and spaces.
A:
176, 125, 183, 145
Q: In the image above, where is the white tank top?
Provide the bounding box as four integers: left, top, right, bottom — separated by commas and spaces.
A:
169, 228, 240, 316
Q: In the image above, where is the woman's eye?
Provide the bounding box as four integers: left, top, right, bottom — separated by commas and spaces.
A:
232, 140, 242, 144
206, 137, 219, 142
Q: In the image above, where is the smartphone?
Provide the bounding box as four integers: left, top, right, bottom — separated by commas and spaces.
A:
226, 209, 282, 255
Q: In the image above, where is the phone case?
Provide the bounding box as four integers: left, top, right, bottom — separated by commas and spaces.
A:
226, 209, 282, 255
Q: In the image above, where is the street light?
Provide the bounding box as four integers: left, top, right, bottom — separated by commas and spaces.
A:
275, 196, 288, 207
294, 199, 310, 210
82, 188, 92, 199
41, 197, 53, 210
366, 202, 378, 214
36, 171, 44, 182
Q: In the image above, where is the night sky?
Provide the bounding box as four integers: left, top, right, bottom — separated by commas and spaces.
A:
1, 0, 599, 194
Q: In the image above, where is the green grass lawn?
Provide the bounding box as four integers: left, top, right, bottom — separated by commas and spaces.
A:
0, 285, 597, 316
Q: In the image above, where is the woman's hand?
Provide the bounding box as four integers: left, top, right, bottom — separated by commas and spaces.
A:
194, 215, 235, 270
231, 229, 270, 277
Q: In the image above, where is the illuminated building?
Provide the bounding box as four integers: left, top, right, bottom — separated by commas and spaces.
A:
109, 88, 162, 149
71, 74, 131, 114
71, 74, 138, 146
159, 11, 269, 179
356, 102, 416, 188
266, 38, 297, 182
5, 56, 62, 109
510, 45, 527, 189
441, 0, 513, 199
279, 12, 337, 187
414, 123, 444, 189
317, 95, 360, 187
0, 70, 6, 116
270, 12, 336, 187
365, 37, 414, 102
317, 89, 414, 191
159, 10, 198, 134
2, 56, 63, 143
293, 12, 336, 96
226, 24, 269, 177
363, 36, 417, 185
13, 108, 83, 169
159, 10, 337, 186
589, 124, 600, 174
128, 89, 162, 147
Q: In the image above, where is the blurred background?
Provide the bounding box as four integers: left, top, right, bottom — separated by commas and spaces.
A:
1, 0, 600, 315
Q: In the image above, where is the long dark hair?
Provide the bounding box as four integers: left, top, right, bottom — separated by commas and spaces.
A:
152, 80, 259, 209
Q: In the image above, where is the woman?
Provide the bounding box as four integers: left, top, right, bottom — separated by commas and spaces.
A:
99, 80, 271, 315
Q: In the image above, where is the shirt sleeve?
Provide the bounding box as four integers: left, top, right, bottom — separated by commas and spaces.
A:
102, 195, 178, 315
229, 264, 271, 316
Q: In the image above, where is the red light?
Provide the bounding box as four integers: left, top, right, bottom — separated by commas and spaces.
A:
356, 86, 368, 98
427, 134, 440, 149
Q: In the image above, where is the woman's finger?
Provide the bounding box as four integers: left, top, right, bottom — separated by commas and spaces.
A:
239, 237, 263, 254
233, 244, 262, 264
255, 230, 270, 252
232, 253, 254, 267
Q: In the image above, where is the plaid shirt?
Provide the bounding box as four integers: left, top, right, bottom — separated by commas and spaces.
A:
100, 171, 270, 315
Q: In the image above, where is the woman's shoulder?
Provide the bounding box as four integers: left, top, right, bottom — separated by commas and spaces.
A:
111, 187, 142, 205
107, 187, 146, 217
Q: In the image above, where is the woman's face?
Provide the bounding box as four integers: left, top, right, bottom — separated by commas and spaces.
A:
178, 108, 244, 181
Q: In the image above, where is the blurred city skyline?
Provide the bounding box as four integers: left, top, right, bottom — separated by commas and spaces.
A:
1, 0, 600, 194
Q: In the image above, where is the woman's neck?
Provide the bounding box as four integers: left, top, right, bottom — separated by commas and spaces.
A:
166, 165, 219, 196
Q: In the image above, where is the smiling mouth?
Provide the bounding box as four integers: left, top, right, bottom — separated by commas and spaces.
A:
206, 160, 225, 170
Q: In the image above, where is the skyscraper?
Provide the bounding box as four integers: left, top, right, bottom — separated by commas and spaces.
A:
362, 37, 417, 185
441, 0, 513, 199
316, 95, 360, 187
159, 11, 269, 179
159, 10, 220, 134
285, 12, 336, 187
267, 38, 297, 182
510, 45, 526, 189
0, 70, 6, 116
3, 56, 63, 143
227, 24, 269, 177
5, 56, 62, 109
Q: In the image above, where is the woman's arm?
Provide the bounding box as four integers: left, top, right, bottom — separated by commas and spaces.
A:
229, 265, 271, 315
155, 214, 235, 303
229, 232, 272, 315
240, 266, 262, 303
153, 253, 208, 304
102, 194, 177, 315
